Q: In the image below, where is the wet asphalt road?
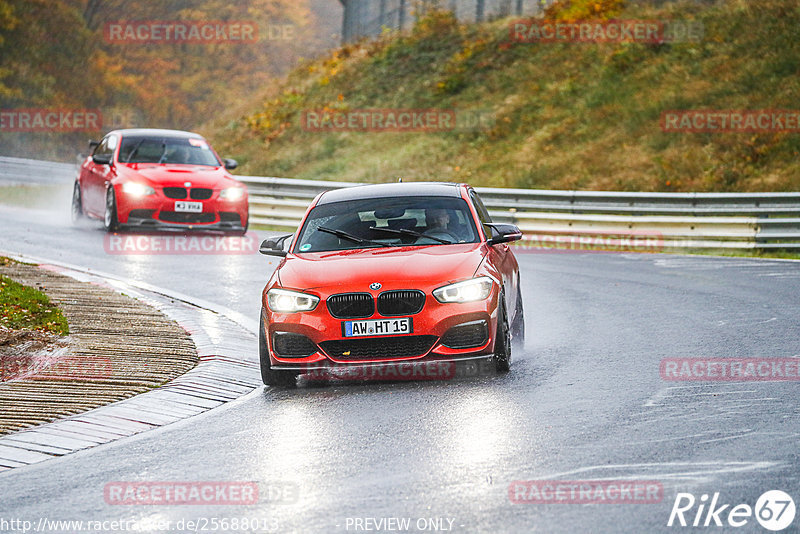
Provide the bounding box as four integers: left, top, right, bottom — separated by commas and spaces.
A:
1, 184, 800, 533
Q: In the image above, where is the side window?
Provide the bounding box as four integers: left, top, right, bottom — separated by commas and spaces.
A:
469, 190, 493, 238
92, 137, 108, 157
93, 136, 114, 158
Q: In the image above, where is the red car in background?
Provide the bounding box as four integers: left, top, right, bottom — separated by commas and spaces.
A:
258, 182, 524, 386
72, 128, 248, 233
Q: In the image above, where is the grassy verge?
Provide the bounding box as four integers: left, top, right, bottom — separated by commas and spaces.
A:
0, 258, 69, 335
677, 248, 800, 260
0, 184, 72, 209
210, 0, 800, 192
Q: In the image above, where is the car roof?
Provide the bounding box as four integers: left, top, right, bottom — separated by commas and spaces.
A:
109, 128, 205, 139
317, 182, 466, 205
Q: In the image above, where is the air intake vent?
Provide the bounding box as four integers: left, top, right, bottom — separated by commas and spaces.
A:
320, 335, 437, 361
163, 187, 187, 199
377, 290, 425, 316
327, 293, 374, 319
190, 188, 213, 200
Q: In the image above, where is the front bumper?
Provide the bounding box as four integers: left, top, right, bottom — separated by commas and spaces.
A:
119, 216, 246, 232
263, 290, 500, 368
114, 186, 248, 231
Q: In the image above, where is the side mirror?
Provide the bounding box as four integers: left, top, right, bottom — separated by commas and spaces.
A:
223, 158, 238, 170
92, 153, 112, 166
259, 234, 293, 257
486, 223, 523, 245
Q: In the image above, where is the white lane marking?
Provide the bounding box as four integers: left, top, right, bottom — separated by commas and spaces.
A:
538, 461, 781, 484
644, 385, 765, 407
697, 431, 755, 445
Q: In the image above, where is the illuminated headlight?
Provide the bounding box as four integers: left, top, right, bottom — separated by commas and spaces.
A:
267, 288, 319, 313
121, 182, 155, 197
433, 276, 493, 303
220, 187, 245, 201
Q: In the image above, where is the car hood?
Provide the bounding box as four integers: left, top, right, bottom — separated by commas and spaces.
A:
277, 244, 487, 291
116, 163, 236, 188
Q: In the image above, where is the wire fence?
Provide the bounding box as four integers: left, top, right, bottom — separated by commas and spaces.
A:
340, 0, 717, 42
341, 0, 549, 42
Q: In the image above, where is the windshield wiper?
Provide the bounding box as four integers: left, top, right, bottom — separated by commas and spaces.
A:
157, 142, 168, 164
369, 226, 452, 244
317, 226, 392, 247
125, 139, 147, 163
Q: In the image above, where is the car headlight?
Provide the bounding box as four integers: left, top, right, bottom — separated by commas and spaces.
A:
121, 182, 155, 197
267, 288, 319, 313
220, 187, 245, 201
433, 276, 493, 303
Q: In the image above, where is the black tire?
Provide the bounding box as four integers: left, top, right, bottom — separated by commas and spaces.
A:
259, 312, 298, 387
493, 295, 511, 373
71, 181, 84, 224
511, 284, 525, 348
103, 187, 120, 232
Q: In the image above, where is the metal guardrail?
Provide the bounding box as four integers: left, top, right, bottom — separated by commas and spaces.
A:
2, 157, 798, 250
239, 175, 800, 250
0, 156, 76, 186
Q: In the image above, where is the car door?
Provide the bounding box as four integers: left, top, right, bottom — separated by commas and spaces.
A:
84, 135, 116, 214
470, 189, 519, 316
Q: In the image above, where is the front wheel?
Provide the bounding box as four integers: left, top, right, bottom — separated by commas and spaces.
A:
104, 187, 120, 232
259, 313, 298, 387
493, 296, 511, 373
511, 285, 525, 349
71, 181, 84, 224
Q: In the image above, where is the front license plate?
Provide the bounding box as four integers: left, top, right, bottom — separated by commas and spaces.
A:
174, 201, 202, 213
343, 318, 412, 337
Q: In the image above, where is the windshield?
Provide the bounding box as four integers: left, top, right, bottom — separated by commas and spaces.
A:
117, 135, 221, 166
294, 196, 479, 253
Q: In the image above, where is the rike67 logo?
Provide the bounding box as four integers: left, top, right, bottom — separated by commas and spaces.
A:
668, 490, 796, 531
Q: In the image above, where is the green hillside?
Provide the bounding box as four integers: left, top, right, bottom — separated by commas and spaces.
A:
208, 0, 800, 192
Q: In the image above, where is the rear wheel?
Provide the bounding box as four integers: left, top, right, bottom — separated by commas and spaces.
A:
71, 181, 84, 224
259, 312, 298, 387
493, 296, 511, 373
103, 187, 119, 232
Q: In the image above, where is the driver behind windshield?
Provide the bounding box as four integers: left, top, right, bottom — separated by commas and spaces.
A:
118, 136, 220, 166
425, 208, 469, 242
426, 208, 450, 232
165, 145, 190, 164
294, 196, 479, 253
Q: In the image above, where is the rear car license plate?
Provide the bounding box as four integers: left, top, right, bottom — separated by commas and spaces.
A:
343, 317, 412, 337
175, 201, 202, 213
